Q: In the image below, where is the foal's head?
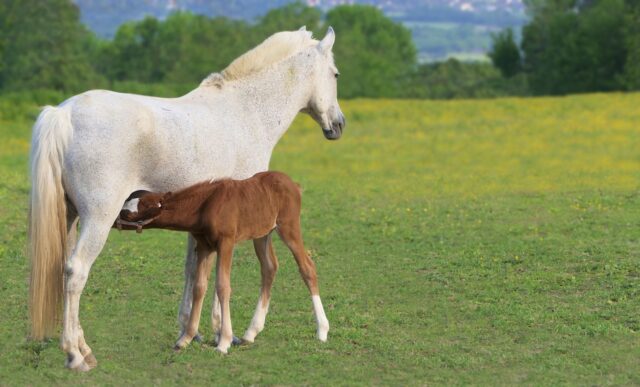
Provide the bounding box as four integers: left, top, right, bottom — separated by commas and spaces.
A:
120, 192, 171, 222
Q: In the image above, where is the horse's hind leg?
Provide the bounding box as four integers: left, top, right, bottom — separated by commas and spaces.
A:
178, 235, 204, 342
175, 241, 214, 350
277, 220, 330, 342
243, 234, 279, 343
64, 204, 97, 368
61, 215, 114, 371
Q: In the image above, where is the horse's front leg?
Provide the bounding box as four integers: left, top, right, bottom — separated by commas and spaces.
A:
175, 240, 214, 350
177, 234, 203, 342
215, 238, 235, 354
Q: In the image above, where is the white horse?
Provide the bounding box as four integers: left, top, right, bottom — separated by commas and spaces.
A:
28, 27, 344, 371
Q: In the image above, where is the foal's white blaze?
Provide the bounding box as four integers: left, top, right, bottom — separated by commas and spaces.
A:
243, 299, 269, 343
121, 198, 139, 213
312, 295, 330, 342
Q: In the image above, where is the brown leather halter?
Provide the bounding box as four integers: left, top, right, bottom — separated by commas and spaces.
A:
114, 215, 159, 233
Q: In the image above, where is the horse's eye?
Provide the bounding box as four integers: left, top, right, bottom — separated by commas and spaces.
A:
334, 73, 340, 79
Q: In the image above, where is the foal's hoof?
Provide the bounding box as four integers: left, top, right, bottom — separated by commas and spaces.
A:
231, 336, 243, 346
215, 345, 229, 355
174, 335, 192, 351
193, 333, 204, 343
214, 334, 243, 346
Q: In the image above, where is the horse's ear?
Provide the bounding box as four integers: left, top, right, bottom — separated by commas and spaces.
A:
318, 26, 335, 55
298, 25, 306, 31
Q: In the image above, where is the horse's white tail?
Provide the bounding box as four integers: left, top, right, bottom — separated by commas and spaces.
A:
29, 105, 73, 339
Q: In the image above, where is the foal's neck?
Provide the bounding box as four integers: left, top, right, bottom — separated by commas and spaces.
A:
150, 182, 217, 231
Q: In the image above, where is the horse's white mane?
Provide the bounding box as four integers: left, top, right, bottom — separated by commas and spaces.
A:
200, 30, 317, 87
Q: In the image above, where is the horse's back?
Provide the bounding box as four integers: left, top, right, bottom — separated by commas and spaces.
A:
61, 89, 226, 190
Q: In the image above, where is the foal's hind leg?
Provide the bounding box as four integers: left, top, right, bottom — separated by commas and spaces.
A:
215, 239, 235, 354
243, 234, 279, 343
277, 220, 330, 342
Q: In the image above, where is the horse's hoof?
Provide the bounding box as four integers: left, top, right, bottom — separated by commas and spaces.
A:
67, 359, 92, 372
83, 352, 98, 368
66, 352, 92, 372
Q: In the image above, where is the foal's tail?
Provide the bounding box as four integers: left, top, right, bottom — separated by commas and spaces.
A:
28, 105, 73, 339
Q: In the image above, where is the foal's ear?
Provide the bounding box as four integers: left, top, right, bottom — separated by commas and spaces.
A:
318, 26, 335, 55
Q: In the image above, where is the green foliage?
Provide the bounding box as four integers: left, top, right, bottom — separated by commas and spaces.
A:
99, 12, 255, 85
0, 0, 104, 92
325, 5, 417, 98
253, 2, 322, 37
489, 28, 521, 78
521, 0, 630, 95
406, 59, 528, 99
622, 4, 640, 88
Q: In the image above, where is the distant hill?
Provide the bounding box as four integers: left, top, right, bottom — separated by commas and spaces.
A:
73, 0, 527, 62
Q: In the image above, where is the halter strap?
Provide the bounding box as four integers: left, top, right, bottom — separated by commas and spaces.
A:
115, 216, 159, 233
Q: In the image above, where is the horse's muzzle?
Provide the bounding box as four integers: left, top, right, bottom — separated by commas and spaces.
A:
323, 115, 346, 140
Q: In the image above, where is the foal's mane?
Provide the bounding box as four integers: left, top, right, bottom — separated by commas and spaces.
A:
200, 30, 317, 87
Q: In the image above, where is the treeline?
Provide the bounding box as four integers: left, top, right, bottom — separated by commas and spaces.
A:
0, 0, 639, 100
0, 1, 420, 98
490, 0, 640, 95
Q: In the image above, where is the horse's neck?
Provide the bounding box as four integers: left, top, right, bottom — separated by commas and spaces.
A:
233, 59, 312, 144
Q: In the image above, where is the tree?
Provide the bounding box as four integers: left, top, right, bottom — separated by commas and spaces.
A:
325, 5, 417, 98
521, 0, 628, 95
622, 1, 640, 89
489, 28, 521, 78
0, 0, 103, 92
105, 16, 163, 82
254, 2, 322, 37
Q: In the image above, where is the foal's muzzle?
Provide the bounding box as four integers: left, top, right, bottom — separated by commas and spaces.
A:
323, 114, 346, 140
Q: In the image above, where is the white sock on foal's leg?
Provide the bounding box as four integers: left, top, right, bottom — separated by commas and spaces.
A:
312, 295, 329, 342
243, 298, 269, 343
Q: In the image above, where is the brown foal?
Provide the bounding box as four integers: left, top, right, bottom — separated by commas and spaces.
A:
117, 171, 329, 353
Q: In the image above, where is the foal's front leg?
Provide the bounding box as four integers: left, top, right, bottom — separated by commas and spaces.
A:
215, 238, 235, 354
174, 241, 214, 350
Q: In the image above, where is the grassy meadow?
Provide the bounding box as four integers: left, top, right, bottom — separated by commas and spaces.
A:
0, 93, 639, 385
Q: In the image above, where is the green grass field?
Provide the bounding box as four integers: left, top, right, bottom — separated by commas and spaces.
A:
1, 94, 639, 384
